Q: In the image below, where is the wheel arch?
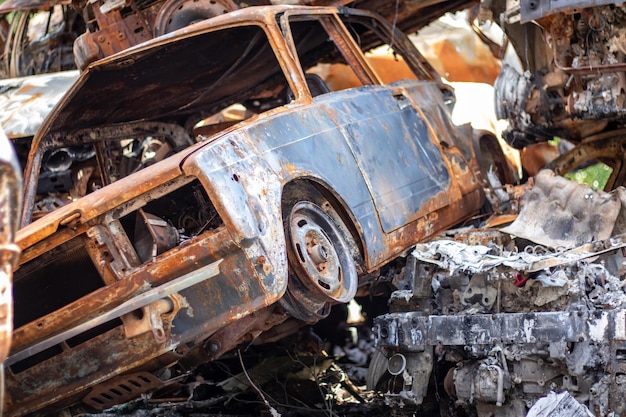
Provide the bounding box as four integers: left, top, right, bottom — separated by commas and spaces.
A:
280, 177, 366, 274
473, 129, 517, 186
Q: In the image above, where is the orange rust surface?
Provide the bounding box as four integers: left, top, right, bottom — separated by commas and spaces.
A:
11, 227, 234, 354
15, 85, 35, 94
17, 149, 190, 247
379, 188, 483, 269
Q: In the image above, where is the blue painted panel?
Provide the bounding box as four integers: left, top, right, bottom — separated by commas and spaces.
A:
319, 86, 451, 232
193, 102, 389, 264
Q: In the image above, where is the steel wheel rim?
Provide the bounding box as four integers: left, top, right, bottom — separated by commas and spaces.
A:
288, 201, 356, 303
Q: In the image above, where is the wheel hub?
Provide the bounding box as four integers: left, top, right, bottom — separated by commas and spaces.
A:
307, 242, 328, 267
288, 201, 356, 303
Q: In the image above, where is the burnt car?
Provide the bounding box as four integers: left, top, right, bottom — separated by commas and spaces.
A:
0, 0, 85, 78
0, 131, 22, 366
7, 5, 487, 416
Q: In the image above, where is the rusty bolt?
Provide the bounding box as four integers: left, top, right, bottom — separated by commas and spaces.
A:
97, 35, 105, 42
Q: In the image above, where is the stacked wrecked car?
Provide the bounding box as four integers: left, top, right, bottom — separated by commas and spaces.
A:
7, 0, 626, 415
4, 5, 494, 416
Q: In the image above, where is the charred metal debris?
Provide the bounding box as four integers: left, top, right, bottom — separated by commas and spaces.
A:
372, 169, 626, 416
44, 169, 626, 417
490, 0, 626, 151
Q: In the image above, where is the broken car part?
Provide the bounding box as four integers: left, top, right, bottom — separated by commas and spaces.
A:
0, 131, 22, 367
484, 0, 626, 149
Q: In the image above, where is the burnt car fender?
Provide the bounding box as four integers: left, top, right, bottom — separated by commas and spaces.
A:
183, 103, 381, 278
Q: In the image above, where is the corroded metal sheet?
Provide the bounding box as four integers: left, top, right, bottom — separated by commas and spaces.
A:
321, 86, 451, 233
501, 170, 621, 248
0, 71, 78, 139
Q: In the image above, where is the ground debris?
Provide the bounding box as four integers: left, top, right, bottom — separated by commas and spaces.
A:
526, 392, 594, 417
77, 327, 386, 417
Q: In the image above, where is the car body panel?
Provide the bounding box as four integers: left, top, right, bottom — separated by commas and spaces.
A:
319, 86, 452, 232
0, 71, 78, 139
0, 132, 21, 366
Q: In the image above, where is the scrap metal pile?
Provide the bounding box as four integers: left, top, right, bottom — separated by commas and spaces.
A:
372, 170, 626, 416
68, 169, 626, 417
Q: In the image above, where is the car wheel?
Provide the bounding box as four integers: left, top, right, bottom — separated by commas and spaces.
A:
153, 0, 237, 36
280, 198, 358, 323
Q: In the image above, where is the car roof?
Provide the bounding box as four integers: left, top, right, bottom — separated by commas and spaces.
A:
0, 71, 79, 139
33, 6, 360, 145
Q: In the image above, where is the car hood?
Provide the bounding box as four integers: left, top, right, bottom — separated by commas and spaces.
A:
36, 8, 294, 143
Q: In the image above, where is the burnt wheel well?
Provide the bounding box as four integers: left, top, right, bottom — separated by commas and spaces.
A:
474, 130, 516, 186
281, 179, 364, 271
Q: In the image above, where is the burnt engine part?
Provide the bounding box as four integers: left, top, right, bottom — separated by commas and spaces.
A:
370, 173, 626, 415
371, 232, 626, 415
492, 2, 626, 146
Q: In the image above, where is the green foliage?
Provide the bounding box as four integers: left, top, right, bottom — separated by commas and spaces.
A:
564, 163, 612, 190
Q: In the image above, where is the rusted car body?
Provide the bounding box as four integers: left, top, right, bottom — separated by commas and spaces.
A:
8, 5, 484, 415
71, 0, 475, 70
0, 131, 22, 367
0, 0, 83, 78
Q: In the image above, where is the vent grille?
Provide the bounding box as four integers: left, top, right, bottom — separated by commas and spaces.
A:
83, 372, 162, 410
